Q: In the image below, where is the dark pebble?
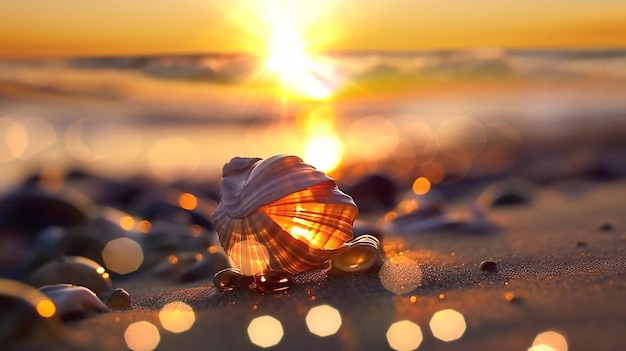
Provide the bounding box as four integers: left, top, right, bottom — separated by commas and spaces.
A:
254, 270, 294, 293
105, 288, 131, 310
479, 260, 498, 272
576, 241, 588, 247
600, 223, 613, 231
213, 268, 254, 291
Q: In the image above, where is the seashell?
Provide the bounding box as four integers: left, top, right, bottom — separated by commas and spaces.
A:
39, 284, 110, 321
213, 155, 359, 275
330, 234, 382, 274
29, 256, 113, 299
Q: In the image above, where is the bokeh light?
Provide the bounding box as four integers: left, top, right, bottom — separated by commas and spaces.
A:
530, 330, 568, 351
178, 193, 198, 210
2, 116, 57, 160
159, 301, 196, 333
90, 121, 143, 164
386, 320, 423, 351
124, 321, 161, 351
148, 137, 200, 181
305, 304, 342, 337
379, 254, 423, 295
247, 315, 284, 348
412, 177, 431, 195
102, 238, 144, 274
119, 215, 136, 231
429, 309, 467, 342
347, 115, 399, 164
303, 133, 343, 173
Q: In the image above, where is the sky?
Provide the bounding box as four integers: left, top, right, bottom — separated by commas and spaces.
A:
1, 0, 626, 58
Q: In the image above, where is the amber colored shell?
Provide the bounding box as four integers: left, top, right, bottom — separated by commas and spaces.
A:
212, 155, 358, 275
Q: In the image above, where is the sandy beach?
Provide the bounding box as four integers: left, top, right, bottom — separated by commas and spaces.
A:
3, 177, 623, 351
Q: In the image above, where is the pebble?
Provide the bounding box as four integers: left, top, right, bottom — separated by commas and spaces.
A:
213, 267, 253, 291
29, 256, 113, 299
476, 179, 534, 209
479, 260, 498, 272
254, 270, 294, 293
600, 223, 613, 231
105, 288, 131, 310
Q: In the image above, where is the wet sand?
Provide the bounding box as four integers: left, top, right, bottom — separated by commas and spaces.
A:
9, 179, 624, 351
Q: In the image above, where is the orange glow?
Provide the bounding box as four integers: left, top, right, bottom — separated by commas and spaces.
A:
412, 177, 431, 195
532, 331, 568, 351
297, 105, 344, 173
138, 220, 152, 233
303, 134, 343, 173
119, 216, 135, 231
36, 300, 56, 318
159, 301, 196, 333
2, 1, 626, 58
124, 321, 161, 351
178, 193, 198, 210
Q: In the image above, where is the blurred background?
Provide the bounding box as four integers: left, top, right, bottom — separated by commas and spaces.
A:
1, 0, 625, 190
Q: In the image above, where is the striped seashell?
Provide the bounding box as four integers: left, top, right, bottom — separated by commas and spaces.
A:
212, 155, 359, 275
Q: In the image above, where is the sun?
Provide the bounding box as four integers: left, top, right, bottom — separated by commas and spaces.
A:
264, 27, 333, 100
217, 1, 342, 100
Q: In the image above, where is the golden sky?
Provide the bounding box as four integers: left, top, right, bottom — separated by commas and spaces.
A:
1, 0, 625, 58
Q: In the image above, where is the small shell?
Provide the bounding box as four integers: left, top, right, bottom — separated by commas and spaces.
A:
39, 284, 110, 321
213, 155, 359, 275
331, 234, 382, 274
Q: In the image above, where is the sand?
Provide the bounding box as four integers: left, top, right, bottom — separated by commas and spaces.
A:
7, 179, 625, 351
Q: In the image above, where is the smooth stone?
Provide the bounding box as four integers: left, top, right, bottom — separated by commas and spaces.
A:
383, 203, 448, 233
39, 284, 110, 321
105, 288, 131, 310
213, 268, 254, 291
29, 256, 113, 299
0, 186, 95, 234
479, 260, 498, 272
254, 271, 294, 293
476, 179, 534, 209
600, 223, 613, 231
344, 174, 397, 213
